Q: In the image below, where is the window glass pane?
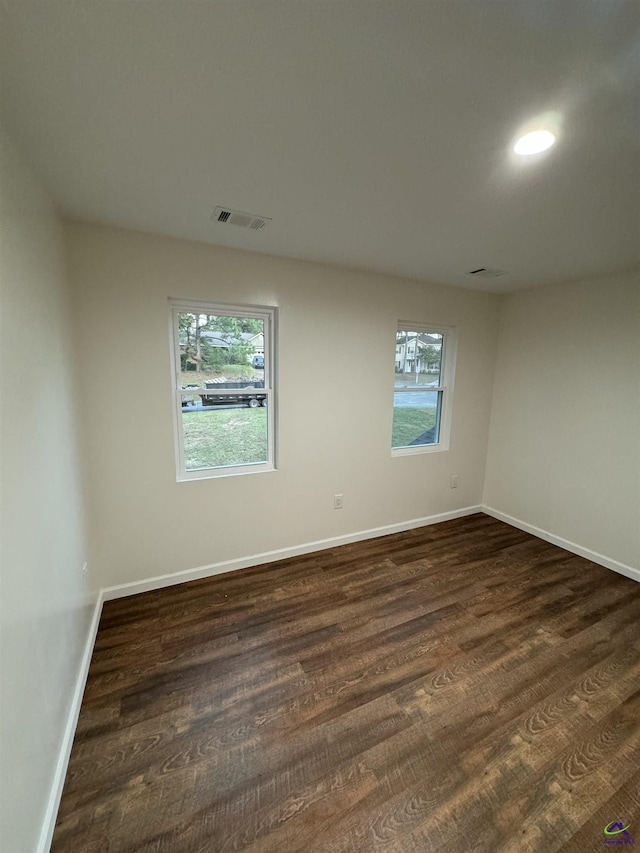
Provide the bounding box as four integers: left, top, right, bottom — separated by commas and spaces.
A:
178, 312, 265, 389
395, 331, 443, 387
181, 395, 268, 470
392, 390, 441, 448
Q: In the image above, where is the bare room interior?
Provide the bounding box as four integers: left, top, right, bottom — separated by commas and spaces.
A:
1, 2, 639, 851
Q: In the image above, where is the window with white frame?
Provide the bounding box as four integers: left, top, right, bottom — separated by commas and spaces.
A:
392, 323, 456, 454
170, 300, 276, 479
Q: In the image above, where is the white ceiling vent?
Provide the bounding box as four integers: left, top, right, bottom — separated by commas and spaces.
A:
212, 206, 272, 230
468, 267, 508, 278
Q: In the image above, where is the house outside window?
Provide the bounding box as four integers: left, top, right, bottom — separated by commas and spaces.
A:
169, 299, 276, 479
392, 323, 457, 454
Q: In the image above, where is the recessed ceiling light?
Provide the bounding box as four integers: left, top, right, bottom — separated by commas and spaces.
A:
514, 130, 556, 156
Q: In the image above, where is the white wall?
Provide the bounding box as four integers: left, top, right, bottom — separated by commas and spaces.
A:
484, 270, 640, 570
0, 132, 95, 853
65, 222, 499, 589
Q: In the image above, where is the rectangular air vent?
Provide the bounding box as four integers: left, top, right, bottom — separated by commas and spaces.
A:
468, 267, 508, 278
212, 206, 272, 230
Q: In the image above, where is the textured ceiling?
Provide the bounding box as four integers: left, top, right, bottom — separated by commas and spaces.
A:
1, 0, 638, 292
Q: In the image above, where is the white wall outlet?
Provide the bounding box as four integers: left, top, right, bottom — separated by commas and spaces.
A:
81, 561, 88, 576
334, 494, 343, 509
450, 475, 458, 489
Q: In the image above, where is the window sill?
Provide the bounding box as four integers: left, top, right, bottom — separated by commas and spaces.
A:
177, 462, 275, 482
392, 443, 448, 457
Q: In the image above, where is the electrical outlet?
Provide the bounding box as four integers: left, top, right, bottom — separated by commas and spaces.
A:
450, 475, 458, 489
81, 561, 89, 576
334, 494, 343, 509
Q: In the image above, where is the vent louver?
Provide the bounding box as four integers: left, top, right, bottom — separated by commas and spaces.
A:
468, 267, 508, 278
212, 206, 272, 230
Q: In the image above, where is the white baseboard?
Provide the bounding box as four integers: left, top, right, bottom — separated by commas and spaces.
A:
102, 505, 483, 601
37, 592, 104, 853
482, 505, 640, 583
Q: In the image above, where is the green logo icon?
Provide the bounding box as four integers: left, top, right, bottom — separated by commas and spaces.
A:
604, 821, 632, 837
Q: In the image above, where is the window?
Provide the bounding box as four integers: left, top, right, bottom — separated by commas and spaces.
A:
392, 323, 456, 454
169, 300, 276, 479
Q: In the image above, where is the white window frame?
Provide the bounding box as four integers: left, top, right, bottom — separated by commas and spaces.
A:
392, 322, 457, 457
169, 298, 276, 480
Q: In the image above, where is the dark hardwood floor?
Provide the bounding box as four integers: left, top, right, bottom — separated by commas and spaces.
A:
52, 514, 640, 852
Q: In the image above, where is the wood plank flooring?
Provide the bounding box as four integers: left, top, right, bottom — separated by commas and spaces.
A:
52, 514, 640, 852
